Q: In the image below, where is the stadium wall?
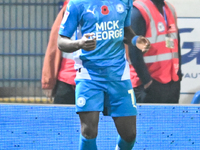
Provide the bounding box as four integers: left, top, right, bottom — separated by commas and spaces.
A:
0, 104, 200, 150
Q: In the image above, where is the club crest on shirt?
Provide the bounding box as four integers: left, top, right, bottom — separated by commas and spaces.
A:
77, 97, 86, 107
116, 4, 124, 13
157, 22, 165, 32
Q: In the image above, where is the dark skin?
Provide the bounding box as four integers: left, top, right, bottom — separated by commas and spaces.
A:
58, 33, 97, 52
152, 0, 165, 15
57, 26, 150, 53
57, 26, 150, 142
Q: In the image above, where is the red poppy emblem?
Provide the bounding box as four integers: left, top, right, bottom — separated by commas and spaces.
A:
101, 5, 109, 15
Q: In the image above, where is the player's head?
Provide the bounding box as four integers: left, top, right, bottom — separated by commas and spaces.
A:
151, 0, 165, 6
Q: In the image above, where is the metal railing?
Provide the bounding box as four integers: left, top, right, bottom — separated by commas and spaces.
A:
0, 0, 63, 103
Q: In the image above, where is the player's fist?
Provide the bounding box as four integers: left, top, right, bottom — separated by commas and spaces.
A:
136, 36, 150, 53
79, 33, 96, 51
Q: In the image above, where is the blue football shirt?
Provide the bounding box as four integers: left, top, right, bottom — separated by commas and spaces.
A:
59, 0, 133, 81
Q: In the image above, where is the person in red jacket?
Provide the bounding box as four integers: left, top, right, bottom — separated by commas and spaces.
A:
127, 0, 182, 103
41, 0, 76, 104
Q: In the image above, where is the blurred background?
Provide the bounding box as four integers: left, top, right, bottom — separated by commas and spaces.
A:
0, 0, 200, 149
0, 0, 64, 104
0, 0, 200, 104
167, 0, 200, 104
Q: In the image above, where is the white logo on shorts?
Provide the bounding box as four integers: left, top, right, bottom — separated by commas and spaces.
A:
77, 97, 86, 107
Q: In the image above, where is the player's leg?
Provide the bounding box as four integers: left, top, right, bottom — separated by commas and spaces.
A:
75, 80, 105, 150
54, 80, 75, 104
78, 111, 100, 150
113, 116, 136, 150
105, 80, 137, 150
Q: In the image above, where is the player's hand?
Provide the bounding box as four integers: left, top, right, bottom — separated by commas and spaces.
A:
79, 33, 96, 51
43, 89, 53, 102
136, 36, 150, 53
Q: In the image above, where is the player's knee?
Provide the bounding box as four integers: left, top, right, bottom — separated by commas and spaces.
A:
123, 131, 136, 142
81, 125, 98, 139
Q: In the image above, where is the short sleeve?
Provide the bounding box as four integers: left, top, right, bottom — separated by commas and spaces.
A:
58, 1, 79, 38
124, 0, 133, 27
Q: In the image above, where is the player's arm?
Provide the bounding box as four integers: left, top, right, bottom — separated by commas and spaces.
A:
57, 1, 96, 53
58, 33, 96, 53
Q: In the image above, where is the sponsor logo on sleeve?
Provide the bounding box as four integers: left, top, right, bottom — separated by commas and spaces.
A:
61, 11, 70, 24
